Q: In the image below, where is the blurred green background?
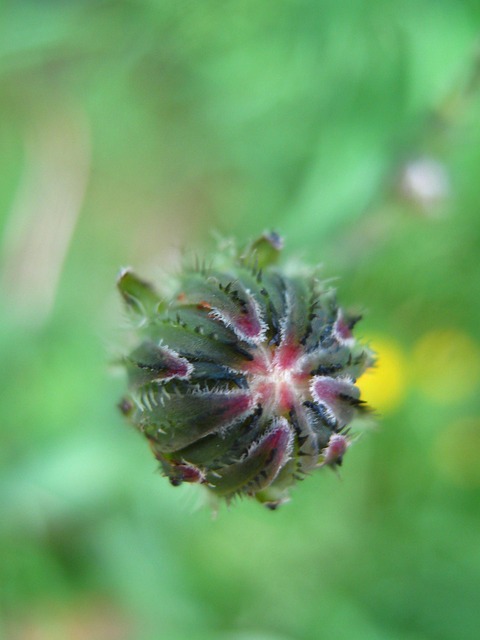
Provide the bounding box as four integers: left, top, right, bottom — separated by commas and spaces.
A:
2, 2, 480, 639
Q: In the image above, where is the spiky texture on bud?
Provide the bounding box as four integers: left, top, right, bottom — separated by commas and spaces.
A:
117, 233, 374, 508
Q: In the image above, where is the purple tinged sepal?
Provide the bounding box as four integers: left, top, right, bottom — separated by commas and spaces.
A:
206, 417, 293, 499
318, 433, 350, 468
310, 376, 363, 428
126, 341, 193, 387
177, 273, 267, 345
153, 452, 206, 487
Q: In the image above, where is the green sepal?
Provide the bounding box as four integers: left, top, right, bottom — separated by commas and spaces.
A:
172, 407, 264, 467
139, 389, 255, 452
145, 320, 249, 370
117, 268, 163, 319
241, 231, 284, 269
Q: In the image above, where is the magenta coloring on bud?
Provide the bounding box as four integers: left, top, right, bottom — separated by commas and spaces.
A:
169, 463, 206, 486
210, 293, 267, 344
320, 433, 349, 467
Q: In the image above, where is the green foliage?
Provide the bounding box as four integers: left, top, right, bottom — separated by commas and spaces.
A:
1, 1, 480, 639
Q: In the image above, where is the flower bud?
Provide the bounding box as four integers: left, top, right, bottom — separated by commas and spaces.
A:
118, 233, 374, 508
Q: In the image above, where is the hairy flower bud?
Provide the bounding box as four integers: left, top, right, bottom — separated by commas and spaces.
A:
118, 233, 374, 508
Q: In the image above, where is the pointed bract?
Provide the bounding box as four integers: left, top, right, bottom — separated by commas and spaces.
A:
117, 269, 163, 319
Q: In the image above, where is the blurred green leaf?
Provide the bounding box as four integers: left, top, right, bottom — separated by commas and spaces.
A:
2, 2, 480, 639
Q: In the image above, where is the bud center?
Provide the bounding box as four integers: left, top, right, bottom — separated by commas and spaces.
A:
246, 344, 310, 414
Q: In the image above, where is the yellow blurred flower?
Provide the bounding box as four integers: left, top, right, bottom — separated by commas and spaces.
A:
357, 337, 408, 414
433, 417, 480, 488
412, 329, 480, 404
